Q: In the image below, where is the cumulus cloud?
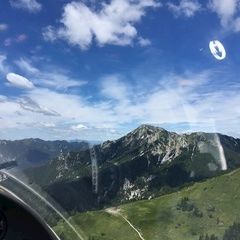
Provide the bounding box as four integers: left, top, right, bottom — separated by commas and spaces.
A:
43, 0, 161, 50
167, 0, 201, 17
0, 24, 8, 31
208, 0, 240, 30
6, 72, 34, 89
10, 0, 42, 13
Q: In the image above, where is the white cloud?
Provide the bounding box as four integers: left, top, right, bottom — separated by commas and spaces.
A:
138, 37, 151, 46
233, 17, 240, 31
26, 88, 115, 124
43, 0, 161, 50
0, 70, 240, 140
14, 58, 87, 90
70, 124, 89, 131
10, 0, 42, 13
208, 0, 240, 29
18, 97, 60, 116
36, 72, 87, 90
167, 0, 201, 18
40, 122, 56, 128
27, 122, 56, 128
0, 55, 9, 74
97, 71, 240, 134
15, 58, 39, 74
175, 71, 211, 87
0, 24, 8, 31
42, 26, 57, 42
6, 72, 35, 89
100, 75, 129, 101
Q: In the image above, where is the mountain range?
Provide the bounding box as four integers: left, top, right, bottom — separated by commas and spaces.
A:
1, 124, 240, 239
23, 125, 240, 212
0, 138, 88, 169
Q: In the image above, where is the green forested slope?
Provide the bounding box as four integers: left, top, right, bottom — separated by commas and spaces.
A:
54, 168, 240, 240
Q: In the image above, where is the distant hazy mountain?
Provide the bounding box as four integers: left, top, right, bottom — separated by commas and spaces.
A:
0, 139, 89, 168
25, 125, 240, 211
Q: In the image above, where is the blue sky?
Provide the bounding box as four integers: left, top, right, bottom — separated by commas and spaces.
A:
0, 0, 240, 140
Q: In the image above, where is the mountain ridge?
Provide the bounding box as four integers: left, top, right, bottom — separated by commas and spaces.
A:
0, 138, 89, 168
23, 125, 240, 212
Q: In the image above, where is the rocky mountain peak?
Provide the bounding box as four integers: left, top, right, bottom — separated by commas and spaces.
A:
126, 124, 168, 141
135, 124, 166, 133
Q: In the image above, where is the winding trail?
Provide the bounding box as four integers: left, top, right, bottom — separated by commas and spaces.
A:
105, 208, 145, 240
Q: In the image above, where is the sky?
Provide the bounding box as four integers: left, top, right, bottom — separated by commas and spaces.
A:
0, 0, 240, 141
